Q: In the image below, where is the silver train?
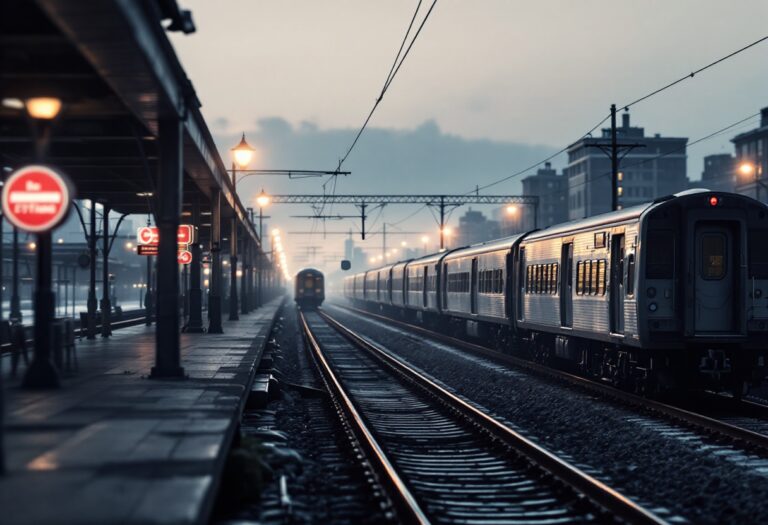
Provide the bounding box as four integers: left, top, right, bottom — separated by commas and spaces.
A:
344, 190, 768, 395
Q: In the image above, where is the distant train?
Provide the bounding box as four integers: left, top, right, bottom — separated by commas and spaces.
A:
295, 268, 325, 309
345, 190, 768, 396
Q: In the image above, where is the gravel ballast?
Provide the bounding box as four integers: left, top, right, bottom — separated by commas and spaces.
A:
327, 302, 768, 524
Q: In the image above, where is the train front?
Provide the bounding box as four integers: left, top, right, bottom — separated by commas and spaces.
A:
639, 190, 768, 394
295, 268, 325, 310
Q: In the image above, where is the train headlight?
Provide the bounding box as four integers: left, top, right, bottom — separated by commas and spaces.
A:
648, 302, 658, 312
646, 287, 656, 298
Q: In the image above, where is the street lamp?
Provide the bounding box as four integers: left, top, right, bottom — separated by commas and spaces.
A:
739, 161, 765, 203
506, 205, 518, 215
422, 236, 429, 255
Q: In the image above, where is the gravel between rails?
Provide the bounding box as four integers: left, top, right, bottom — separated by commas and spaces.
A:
223, 306, 388, 525
326, 302, 768, 525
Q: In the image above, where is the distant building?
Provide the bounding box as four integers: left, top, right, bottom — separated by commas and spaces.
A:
565, 112, 688, 219
732, 107, 768, 203
697, 154, 735, 192
457, 208, 499, 246
520, 161, 567, 230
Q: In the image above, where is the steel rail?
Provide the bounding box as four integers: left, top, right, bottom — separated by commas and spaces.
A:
298, 310, 429, 525
335, 303, 768, 455
316, 308, 667, 525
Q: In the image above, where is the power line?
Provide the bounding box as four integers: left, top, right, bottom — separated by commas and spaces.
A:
621, 35, 768, 110
567, 112, 761, 194
334, 0, 438, 173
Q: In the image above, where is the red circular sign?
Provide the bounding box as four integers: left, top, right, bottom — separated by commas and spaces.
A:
2, 165, 72, 233
178, 250, 192, 265
137, 226, 159, 245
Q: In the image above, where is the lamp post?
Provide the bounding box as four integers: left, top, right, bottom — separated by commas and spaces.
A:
422, 236, 429, 256
228, 134, 256, 320
256, 189, 271, 308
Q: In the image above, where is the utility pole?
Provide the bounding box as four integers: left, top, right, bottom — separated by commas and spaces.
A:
610, 104, 619, 212
439, 196, 445, 250
587, 104, 645, 211
382, 223, 386, 259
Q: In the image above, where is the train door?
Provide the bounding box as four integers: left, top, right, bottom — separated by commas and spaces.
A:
560, 243, 573, 327
422, 266, 428, 308
694, 222, 737, 333
610, 234, 625, 334
471, 258, 478, 314
517, 248, 526, 321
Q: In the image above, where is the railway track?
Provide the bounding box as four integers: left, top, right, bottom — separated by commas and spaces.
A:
299, 307, 666, 524
332, 303, 768, 457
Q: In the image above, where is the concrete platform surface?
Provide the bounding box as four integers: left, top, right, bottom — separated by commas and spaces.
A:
0, 298, 283, 525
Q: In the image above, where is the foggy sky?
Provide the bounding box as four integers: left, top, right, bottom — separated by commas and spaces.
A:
169, 1, 768, 276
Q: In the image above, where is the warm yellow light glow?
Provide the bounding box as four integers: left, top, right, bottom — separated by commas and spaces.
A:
28, 242, 36, 250
57, 238, 64, 244
256, 189, 271, 208
223, 260, 228, 266
739, 162, 756, 176
401, 241, 407, 247
125, 241, 134, 249
369, 257, 376, 263
203, 279, 210, 287
421, 236, 429, 244
272, 228, 280, 236
506, 205, 518, 215
26, 97, 62, 119
236, 269, 243, 277
377, 255, 383, 261
442, 227, 453, 236
203, 268, 210, 276
231, 133, 256, 169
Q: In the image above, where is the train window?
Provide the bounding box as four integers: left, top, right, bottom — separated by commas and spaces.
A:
552, 264, 559, 295
576, 262, 584, 295
584, 260, 592, 295
749, 230, 768, 278
646, 230, 675, 279
597, 260, 606, 295
701, 233, 727, 280
625, 255, 635, 295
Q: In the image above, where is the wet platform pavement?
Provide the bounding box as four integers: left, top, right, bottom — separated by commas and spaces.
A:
0, 297, 284, 525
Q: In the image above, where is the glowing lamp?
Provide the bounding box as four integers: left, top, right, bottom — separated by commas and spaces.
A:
231, 133, 256, 169
26, 97, 62, 119
709, 195, 719, 207
256, 189, 271, 208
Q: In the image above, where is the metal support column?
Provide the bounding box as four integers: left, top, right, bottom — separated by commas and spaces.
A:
23, 232, 58, 388
100, 205, 111, 338
86, 201, 97, 339
145, 254, 153, 325
186, 204, 204, 332
439, 196, 446, 250
208, 189, 223, 334
240, 231, 248, 314
229, 220, 239, 320
151, 115, 185, 378
10, 228, 20, 323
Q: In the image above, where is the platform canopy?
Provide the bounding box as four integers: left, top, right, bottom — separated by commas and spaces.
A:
0, 0, 260, 247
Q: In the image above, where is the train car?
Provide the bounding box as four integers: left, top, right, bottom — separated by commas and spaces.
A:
441, 235, 525, 341
517, 189, 768, 394
294, 268, 325, 309
404, 252, 451, 324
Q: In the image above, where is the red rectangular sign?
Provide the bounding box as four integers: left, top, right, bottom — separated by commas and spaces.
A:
137, 244, 158, 256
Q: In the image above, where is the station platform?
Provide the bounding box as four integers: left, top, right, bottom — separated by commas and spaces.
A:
0, 298, 284, 525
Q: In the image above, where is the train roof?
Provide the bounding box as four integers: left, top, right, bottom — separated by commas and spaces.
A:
443, 233, 527, 260
296, 267, 324, 275
522, 189, 711, 243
